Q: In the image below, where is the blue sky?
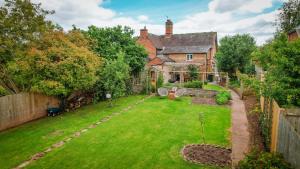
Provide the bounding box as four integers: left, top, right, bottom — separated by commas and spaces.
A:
1, 0, 284, 45
102, 0, 211, 23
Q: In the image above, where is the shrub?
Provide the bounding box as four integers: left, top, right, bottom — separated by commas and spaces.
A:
184, 81, 203, 88
187, 64, 199, 81
216, 95, 229, 105
238, 150, 292, 169
216, 91, 231, 105
157, 73, 164, 88
229, 79, 241, 88
0, 86, 9, 96
204, 81, 208, 85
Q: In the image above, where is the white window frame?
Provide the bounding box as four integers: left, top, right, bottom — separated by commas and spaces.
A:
186, 54, 193, 61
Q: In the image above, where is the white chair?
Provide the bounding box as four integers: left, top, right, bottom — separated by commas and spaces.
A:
158, 88, 168, 97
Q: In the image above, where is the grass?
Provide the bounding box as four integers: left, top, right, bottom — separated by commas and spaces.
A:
203, 84, 227, 92
0, 96, 231, 169
0, 95, 145, 169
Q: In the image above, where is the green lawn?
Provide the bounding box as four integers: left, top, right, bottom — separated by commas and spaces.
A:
0, 96, 230, 169
0, 95, 145, 169
203, 84, 227, 91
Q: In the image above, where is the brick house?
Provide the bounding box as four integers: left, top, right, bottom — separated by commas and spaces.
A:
288, 25, 300, 42
137, 19, 218, 84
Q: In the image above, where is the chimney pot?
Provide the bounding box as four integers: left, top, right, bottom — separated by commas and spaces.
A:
165, 19, 173, 38
140, 26, 148, 39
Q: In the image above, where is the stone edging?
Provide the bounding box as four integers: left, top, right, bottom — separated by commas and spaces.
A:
14, 95, 153, 169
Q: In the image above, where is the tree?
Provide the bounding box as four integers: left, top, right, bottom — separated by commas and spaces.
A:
216, 34, 256, 77
187, 64, 199, 81
97, 53, 130, 100
8, 30, 101, 97
0, 0, 54, 93
277, 0, 300, 33
254, 33, 300, 106
86, 25, 147, 74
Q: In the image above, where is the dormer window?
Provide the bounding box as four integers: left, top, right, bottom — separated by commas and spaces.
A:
186, 54, 193, 61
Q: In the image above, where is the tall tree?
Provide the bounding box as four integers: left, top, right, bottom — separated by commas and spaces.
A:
0, 0, 54, 93
253, 33, 300, 106
277, 0, 300, 33
97, 53, 130, 100
86, 25, 147, 74
8, 30, 101, 97
216, 34, 256, 77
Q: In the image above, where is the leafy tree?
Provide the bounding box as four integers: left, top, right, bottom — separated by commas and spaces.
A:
0, 0, 54, 94
277, 0, 300, 33
254, 33, 300, 106
216, 34, 256, 78
187, 64, 199, 81
97, 53, 130, 100
86, 25, 147, 74
8, 30, 101, 97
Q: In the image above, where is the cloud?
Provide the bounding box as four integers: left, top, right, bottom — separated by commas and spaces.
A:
175, 8, 278, 45
209, 0, 273, 13
0, 0, 282, 45
137, 15, 149, 22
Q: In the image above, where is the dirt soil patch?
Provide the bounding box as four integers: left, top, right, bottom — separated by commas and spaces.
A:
192, 97, 216, 105
243, 95, 265, 151
182, 144, 231, 167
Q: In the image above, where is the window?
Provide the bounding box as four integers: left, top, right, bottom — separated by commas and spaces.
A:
186, 54, 193, 61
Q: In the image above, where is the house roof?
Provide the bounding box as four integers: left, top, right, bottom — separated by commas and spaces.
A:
158, 45, 211, 54
157, 55, 174, 62
148, 32, 217, 51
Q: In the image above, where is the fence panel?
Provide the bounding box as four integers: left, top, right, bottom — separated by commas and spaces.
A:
277, 112, 300, 169
0, 93, 59, 131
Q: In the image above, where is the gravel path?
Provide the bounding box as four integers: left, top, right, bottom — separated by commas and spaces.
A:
230, 90, 250, 168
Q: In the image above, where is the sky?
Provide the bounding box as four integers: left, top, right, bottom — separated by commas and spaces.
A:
1, 0, 286, 45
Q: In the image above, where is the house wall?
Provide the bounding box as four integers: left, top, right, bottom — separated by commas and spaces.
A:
167, 53, 206, 63
288, 32, 299, 41
137, 38, 157, 60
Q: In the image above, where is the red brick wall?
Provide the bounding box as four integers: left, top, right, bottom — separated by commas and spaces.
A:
137, 37, 157, 60
288, 32, 299, 42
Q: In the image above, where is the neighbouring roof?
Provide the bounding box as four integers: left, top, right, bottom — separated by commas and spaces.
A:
148, 32, 217, 51
288, 25, 300, 34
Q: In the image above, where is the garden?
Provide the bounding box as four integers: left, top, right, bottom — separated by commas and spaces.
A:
0, 95, 231, 169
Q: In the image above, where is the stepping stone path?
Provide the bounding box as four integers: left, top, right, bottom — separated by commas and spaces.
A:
14, 95, 152, 169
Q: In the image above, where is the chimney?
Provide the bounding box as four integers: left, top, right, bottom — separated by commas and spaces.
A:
165, 19, 173, 38
140, 26, 148, 39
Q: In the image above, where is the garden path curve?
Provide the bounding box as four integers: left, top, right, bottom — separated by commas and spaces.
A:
230, 90, 250, 168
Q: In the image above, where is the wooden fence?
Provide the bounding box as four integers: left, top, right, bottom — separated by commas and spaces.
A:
0, 93, 59, 131
260, 97, 300, 169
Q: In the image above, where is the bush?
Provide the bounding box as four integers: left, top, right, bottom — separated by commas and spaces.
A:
216, 95, 229, 105
216, 91, 231, 105
204, 81, 208, 85
0, 86, 9, 96
184, 81, 203, 88
230, 79, 241, 88
238, 150, 292, 169
157, 73, 164, 88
